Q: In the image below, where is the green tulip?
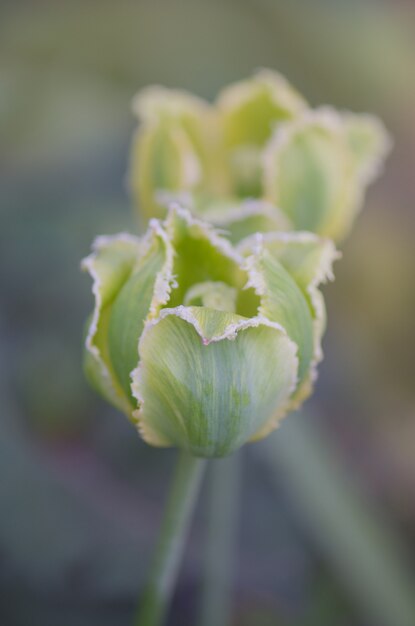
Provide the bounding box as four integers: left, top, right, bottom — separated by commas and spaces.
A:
129, 70, 390, 241
82, 206, 337, 457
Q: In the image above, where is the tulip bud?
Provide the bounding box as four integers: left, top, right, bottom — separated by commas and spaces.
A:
82, 206, 337, 457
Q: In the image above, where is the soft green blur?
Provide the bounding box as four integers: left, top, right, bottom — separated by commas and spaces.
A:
1, 1, 415, 625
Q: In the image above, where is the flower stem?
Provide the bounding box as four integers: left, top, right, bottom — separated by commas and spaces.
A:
135, 451, 206, 626
199, 453, 241, 626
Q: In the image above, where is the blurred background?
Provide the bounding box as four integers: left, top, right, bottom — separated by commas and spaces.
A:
1, 0, 415, 624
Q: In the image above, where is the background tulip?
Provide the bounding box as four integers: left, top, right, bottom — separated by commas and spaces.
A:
129, 69, 390, 241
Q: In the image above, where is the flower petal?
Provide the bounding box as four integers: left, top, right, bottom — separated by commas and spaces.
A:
217, 70, 307, 197
244, 244, 314, 386
217, 69, 307, 148
202, 199, 292, 244
81, 234, 141, 414
158, 194, 292, 243
241, 231, 338, 438
129, 87, 218, 220
239, 230, 338, 320
342, 112, 391, 186
263, 108, 390, 240
129, 121, 202, 221
107, 220, 176, 400
263, 109, 355, 238
131, 307, 298, 457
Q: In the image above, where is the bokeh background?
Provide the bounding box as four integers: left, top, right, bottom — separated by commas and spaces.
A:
1, 1, 415, 624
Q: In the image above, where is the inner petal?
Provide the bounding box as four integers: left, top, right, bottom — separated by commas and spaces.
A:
184, 281, 237, 313
164, 209, 260, 317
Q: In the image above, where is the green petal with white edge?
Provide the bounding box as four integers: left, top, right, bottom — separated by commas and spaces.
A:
239, 230, 338, 320
216, 69, 307, 148
129, 87, 221, 220
81, 233, 141, 414
240, 231, 338, 437
244, 243, 315, 386
132, 87, 214, 170
319, 110, 391, 239
342, 113, 391, 185
264, 108, 391, 240
216, 70, 307, 197
108, 219, 177, 400
131, 306, 298, 457
129, 121, 203, 221
263, 109, 358, 239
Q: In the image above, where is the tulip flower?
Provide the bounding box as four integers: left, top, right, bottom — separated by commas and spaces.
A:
129, 70, 390, 242
82, 206, 337, 458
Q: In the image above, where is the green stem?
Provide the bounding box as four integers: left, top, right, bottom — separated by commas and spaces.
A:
199, 453, 241, 626
135, 451, 206, 626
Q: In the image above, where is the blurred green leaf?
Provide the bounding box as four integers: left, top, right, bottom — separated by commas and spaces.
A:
259, 414, 415, 626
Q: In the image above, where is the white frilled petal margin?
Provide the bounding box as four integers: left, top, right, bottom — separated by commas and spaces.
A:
164, 204, 243, 266
131, 306, 298, 457
262, 108, 391, 240
239, 231, 339, 439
